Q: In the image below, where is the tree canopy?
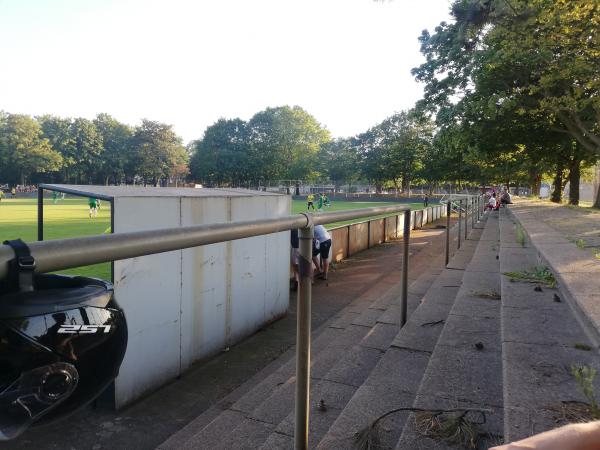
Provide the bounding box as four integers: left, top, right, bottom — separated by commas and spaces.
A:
412, 0, 600, 204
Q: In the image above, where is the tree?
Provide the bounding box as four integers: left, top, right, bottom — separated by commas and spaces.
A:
248, 106, 331, 184
357, 112, 433, 193
38, 115, 76, 182
318, 138, 359, 191
0, 114, 62, 184
190, 118, 252, 186
413, 0, 600, 203
94, 113, 133, 185
71, 118, 104, 184
129, 119, 186, 185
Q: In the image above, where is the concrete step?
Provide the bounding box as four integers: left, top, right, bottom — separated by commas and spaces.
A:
499, 208, 600, 443
395, 212, 504, 449
260, 274, 444, 450
215, 252, 449, 450
158, 228, 451, 450
314, 221, 485, 449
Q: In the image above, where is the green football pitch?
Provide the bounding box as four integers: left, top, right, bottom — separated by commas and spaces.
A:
0, 197, 425, 280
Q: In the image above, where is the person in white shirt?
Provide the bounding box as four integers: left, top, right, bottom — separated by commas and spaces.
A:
488, 192, 497, 210
312, 225, 332, 280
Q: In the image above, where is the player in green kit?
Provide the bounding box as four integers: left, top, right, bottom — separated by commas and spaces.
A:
88, 197, 99, 218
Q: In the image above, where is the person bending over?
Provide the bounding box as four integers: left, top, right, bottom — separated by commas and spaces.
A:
312, 225, 332, 280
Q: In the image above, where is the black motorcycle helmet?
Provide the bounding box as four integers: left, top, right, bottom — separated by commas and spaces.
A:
0, 268, 127, 441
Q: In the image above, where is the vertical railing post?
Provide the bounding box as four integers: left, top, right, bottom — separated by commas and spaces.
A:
464, 197, 469, 241
472, 196, 475, 228
37, 187, 44, 241
401, 209, 410, 327
346, 225, 351, 258
481, 194, 484, 216
458, 199, 462, 249
295, 221, 314, 450
445, 200, 451, 266
481, 194, 483, 217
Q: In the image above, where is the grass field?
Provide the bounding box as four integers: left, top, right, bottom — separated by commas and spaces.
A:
0, 197, 111, 279
0, 196, 425, 280
291, 199, 423, 227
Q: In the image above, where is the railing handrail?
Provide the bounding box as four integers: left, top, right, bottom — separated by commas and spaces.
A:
0, 204, 410, 280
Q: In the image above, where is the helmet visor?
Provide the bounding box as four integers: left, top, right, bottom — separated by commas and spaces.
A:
0, 362, 78, 441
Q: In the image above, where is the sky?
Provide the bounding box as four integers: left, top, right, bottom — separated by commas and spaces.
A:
0, 0, 452, 143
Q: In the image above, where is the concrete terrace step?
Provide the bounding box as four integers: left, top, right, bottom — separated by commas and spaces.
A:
499, 208, 600, 443
258, 255, 451, 450
195, 256, 447, 450
157, 224, 454, 450
396, 212, 504, 450
315, 220, 486, 450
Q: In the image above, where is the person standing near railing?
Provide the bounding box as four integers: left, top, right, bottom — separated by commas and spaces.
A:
487, 192, 497, 210
312, 224, 332, 281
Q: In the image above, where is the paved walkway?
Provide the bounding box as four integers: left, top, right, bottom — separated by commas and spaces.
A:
12, 216, 458, 450
510, 200, 600, 346
514, 200, 600, 257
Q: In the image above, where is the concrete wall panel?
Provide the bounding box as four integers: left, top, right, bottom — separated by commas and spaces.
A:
180, 197, 229, 372
370, 219, 385, 245
415, 210, 423, 228
396, 213, 405, 237
385, 216, 397, 241
113, 197, 182, 408
330, 227, 349, 262
112, 192, 289, 408
349, 222, 369, 254
229, 196, 289, 344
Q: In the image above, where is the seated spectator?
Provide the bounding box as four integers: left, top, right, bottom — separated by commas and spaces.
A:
501, 190, 512, 206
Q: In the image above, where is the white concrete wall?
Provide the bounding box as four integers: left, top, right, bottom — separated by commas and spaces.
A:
112, 197, 182, 408
112, 194, 290, 408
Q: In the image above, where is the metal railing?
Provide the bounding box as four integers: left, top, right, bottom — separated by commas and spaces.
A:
0, 204, 412, 450
443, 194, 486, 267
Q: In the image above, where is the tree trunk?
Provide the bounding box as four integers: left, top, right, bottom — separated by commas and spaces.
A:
532, 175, 542, 196
401, 177, 410, 194
551, 164, 564, 203
594, 184, 600, 209
568, 159, 581, 205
